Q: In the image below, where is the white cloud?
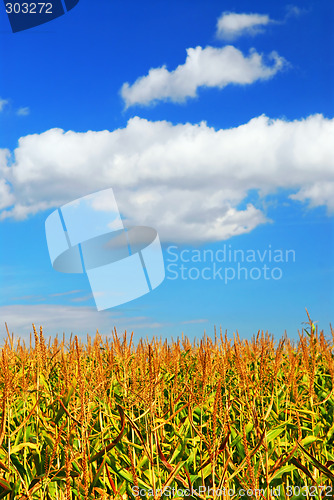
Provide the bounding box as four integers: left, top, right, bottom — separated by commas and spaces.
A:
0, 304, 167, 343
71, 294, 95, 303
216, 12, 273, 40
121, 46, 285, 107
0, 304, 113, 341
0, 100, 30, 116
0, 179, 15, 210
50, 289, 84, 297
16, 107, 30, 116
0, 98, 8, 112
0, 114, 333, 244
290, 182, 334, 211
0, 150, 15, 209
215, 7, 306, 40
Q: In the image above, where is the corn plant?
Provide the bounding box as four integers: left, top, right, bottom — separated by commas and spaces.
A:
0, 310, 334, 499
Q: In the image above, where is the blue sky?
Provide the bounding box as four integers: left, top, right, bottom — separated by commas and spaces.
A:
0, 0, 333, 344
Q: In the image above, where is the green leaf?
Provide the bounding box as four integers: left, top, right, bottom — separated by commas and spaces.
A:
266, 427, 285, 444
54, 382, 76, 424
300, 436, 321, 447
89, 456, 107, 494
10, 442, 39, 454
270, 464, 296, 480
0, 477, 11, 500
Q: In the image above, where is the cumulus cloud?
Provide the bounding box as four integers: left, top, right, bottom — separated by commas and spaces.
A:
216, 12, 273, 40
0, 114, 333, 243
0, 150, 15, 209
121, 46, 285, 107
0, 179, 15, 210
290, 182, 334, 211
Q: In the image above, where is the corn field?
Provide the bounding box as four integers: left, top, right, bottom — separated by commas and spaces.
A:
1, 312, 334, 499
